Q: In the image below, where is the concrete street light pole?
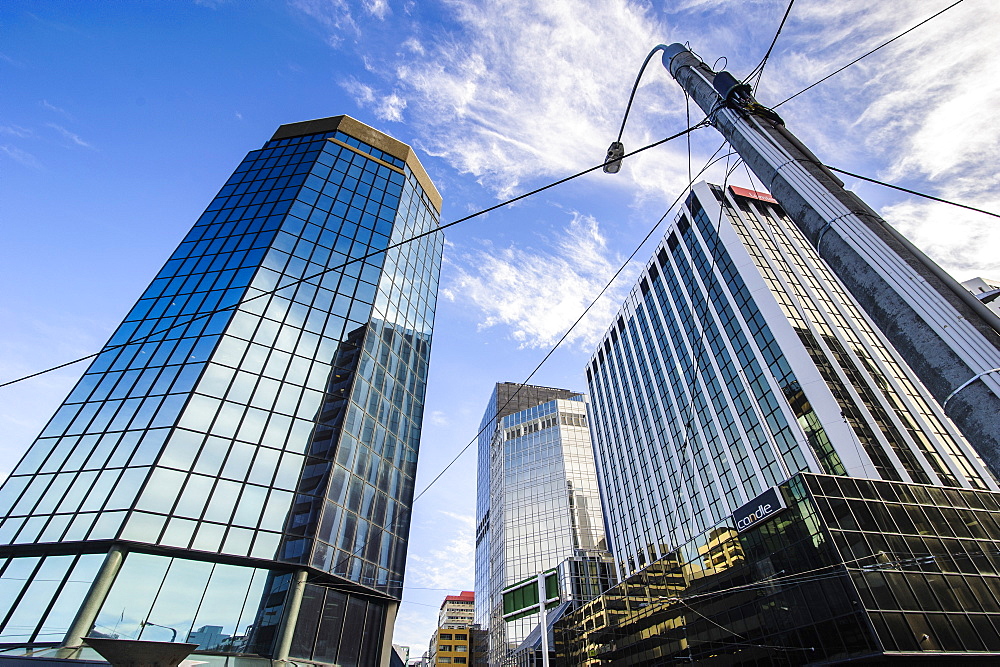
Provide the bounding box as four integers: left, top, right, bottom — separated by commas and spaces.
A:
649, 43, 1000, 478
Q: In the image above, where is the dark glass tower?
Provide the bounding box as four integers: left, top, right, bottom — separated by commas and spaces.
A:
0, 115, 443, 666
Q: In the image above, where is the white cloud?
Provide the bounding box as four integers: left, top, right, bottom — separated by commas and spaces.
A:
364, 0, 390, 20
751, 0, 1000, 278
0, 124, 33, 138
446, 212, 633, 349
429, 410, 449, 426
290, 0, 358, 47
47, 123, 91, 148
0, 144, 41, 168
388, 0, 682, 199
300, 0, 1000, 311
340, 77, 407, 121
40, 99, 72, 118
406, 511, 474, 589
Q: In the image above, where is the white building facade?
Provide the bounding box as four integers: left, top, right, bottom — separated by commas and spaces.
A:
587, 182, 997, 581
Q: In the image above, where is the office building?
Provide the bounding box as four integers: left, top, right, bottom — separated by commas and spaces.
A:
562, 181, 1000, 663
439, 590, 476, 629
0, 115, 443, 666
586, 182, 996, 582
426, 591, 480, 666
474, 383, 610, 666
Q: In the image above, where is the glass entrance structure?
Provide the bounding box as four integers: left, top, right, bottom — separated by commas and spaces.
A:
555, 472, 1000, 665
0, 115, 443, 667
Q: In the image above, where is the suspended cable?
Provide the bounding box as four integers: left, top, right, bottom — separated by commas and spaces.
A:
0, 125, 706, 391
330, 145, 737, 580
775, 0, 966, 107
825, 164, 1000, 220
744, 0, 796, 93
413, 145, 735, 505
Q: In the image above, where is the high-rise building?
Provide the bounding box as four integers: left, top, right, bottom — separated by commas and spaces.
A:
0, 115, 443, 666
474, 383, 610, 666
558, 181, 1000, 664
586, 182, 997, 580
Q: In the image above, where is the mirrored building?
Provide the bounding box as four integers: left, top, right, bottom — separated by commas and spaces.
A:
473, 383, 610, 666
0, 115, 443, 667
586, 181, 997, 583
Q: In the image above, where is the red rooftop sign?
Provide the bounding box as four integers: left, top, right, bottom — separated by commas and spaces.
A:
729, 185, 778, 204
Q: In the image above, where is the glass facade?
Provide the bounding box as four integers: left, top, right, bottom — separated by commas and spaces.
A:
555, 472, 1000, 665
586, 181, 996, 581
473, 384, 609, 666
0, 115, 443, 665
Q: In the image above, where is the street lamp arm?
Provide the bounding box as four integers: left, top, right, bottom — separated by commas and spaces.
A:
139, 620, 178, 643
604, 43, 688, 174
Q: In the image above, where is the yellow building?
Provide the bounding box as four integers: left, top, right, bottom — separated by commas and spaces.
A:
428, 591, 479, 665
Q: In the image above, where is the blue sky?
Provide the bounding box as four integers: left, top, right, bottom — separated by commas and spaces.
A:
2, 0, 999, 653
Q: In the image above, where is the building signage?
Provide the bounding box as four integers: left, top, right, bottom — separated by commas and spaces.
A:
732, 486, 786, 532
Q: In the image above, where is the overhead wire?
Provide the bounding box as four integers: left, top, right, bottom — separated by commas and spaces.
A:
824, 164, 1000, 220
0, 125, 706, 391
330, 141, 737, 584
666, 151, 744, 545
743, 0, 796, 93
774, 0, 966, 108
415, 146, 735, 507
4, 1, 974, 390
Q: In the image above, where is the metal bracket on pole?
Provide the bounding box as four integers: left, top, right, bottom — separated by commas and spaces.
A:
943, 368, 1000, 411
814, 213, 855, 252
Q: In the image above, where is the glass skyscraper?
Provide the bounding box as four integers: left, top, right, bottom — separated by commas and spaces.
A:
474, 383, 609, 666
0, 115, 443, 666
586, 181, 996, 582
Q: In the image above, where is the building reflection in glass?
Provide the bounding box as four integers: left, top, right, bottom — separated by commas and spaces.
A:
556, 472, 1000, 665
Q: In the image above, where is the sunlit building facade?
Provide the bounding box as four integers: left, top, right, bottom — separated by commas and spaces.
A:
556, 472, 1000, 664
426, 591, 480, 666
0, 115, 443, 666
586, 182, 996, 582
474, 383, 609, 666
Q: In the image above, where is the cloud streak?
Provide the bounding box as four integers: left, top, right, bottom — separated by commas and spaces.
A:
443, 212, 632, 349
47, 123, 92, 148
1, 144, 41, 169
405, 511, 474, 590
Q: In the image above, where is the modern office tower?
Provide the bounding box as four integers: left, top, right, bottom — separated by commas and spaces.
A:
0, 115, 443, 667
474, 383, 609, 666
586, 181, 997, 582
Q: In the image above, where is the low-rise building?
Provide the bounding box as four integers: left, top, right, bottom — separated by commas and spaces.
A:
426, 591, 483, 665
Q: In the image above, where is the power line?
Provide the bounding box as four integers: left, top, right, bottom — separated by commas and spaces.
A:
413, 146, 735, 504
825, 164, 1000, 220
775, 0, 966, 108
330, 143, 735, 581
744, 0, 796, 93
0, 126, 705, 391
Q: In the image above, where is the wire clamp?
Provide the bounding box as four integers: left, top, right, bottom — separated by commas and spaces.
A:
814, 212, 854, 252
943, 368, 1000, 411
